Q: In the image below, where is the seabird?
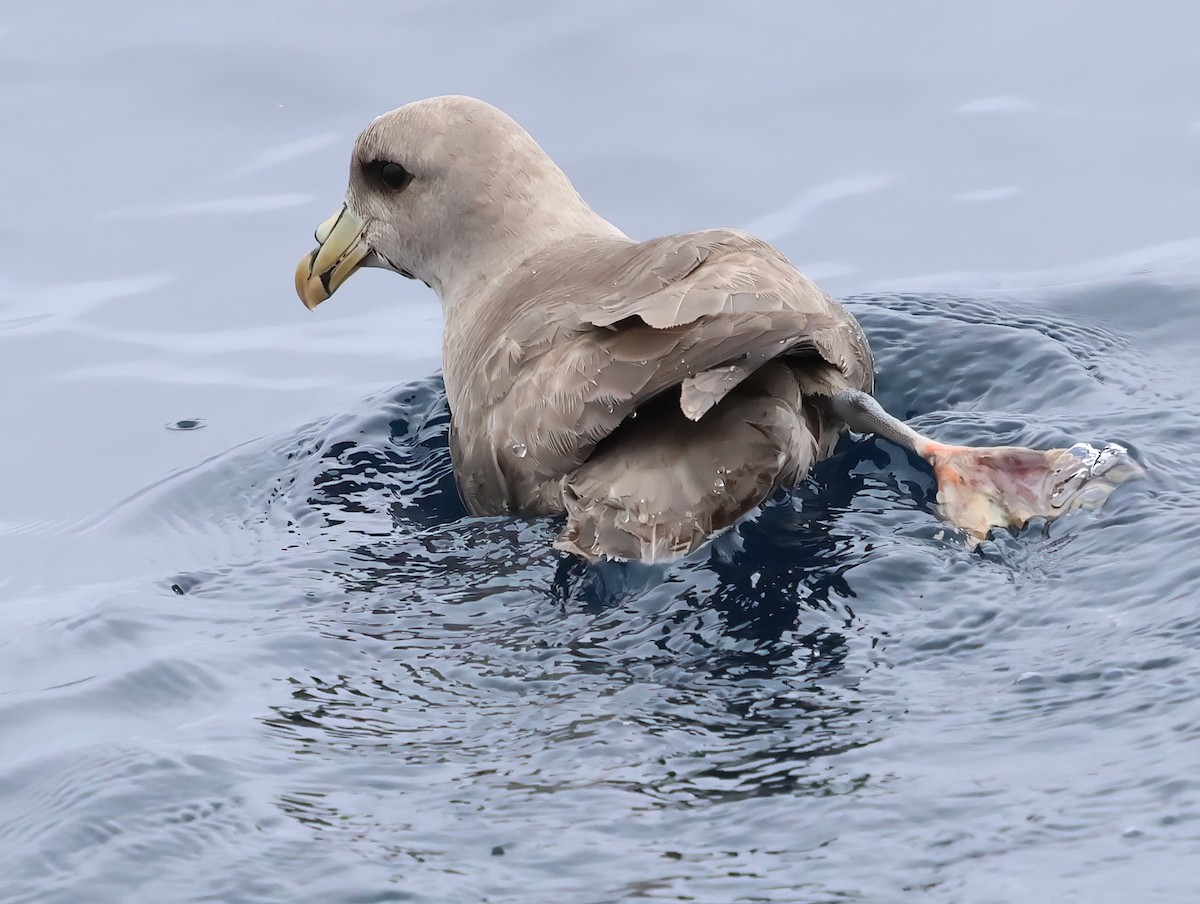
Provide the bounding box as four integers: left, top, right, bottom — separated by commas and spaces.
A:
295, 95, 1140, 561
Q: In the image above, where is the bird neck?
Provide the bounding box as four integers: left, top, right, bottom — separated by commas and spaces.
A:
434, 205, 627, 306
436, 223, 630, 414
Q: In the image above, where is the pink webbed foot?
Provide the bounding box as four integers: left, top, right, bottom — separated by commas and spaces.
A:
922, 439, 1143, 540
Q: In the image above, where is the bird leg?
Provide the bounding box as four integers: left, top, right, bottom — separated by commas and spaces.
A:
831, 389, 1143, 540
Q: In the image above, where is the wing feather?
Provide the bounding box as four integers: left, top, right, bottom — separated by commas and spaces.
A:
443, 228, 873, 514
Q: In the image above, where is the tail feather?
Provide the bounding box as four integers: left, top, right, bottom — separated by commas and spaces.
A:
555, 363, 827, 562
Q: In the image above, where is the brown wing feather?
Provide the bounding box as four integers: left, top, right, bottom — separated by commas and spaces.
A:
442, 229, 873, 521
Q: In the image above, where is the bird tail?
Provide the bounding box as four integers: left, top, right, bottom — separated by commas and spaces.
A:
555, 363, 824, 563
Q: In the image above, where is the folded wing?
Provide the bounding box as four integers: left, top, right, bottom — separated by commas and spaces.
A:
447, 229, 873, 545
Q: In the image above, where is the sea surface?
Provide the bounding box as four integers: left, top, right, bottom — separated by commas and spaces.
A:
2, 3, 1199, 902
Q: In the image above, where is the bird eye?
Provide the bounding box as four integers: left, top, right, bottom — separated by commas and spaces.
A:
371, 160, 412, 191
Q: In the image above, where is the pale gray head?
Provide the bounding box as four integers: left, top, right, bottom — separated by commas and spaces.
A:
295, 95, 624, 310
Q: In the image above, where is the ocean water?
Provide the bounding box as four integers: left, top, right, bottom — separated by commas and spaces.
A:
2, 3, 1199, 902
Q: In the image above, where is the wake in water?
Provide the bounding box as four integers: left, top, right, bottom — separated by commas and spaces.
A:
10, 286, 1191, 904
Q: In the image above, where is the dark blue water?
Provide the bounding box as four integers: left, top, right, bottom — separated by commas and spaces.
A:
3, 3, 1200, 902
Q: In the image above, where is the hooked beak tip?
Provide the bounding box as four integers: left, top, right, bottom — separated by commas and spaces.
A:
295, 251, 327, 310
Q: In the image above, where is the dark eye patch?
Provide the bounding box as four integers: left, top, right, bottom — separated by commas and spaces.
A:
366, 159, 413, 192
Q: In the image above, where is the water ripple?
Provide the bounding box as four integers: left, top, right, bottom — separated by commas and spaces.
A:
4, 285, 1200, 902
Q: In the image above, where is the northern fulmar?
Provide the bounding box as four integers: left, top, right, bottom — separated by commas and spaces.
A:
295, 95, 1140, 562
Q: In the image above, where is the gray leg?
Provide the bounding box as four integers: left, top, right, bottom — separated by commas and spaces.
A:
832, 389, 931, 455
